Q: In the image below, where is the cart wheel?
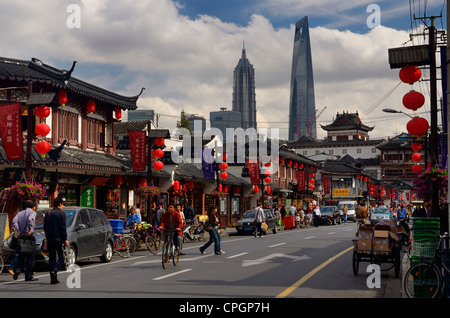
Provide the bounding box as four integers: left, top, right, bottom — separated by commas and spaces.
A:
352, 250, 360, 276
394, 243, 401, 278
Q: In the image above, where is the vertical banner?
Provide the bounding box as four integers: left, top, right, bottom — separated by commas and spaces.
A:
129, 131, 146, 171
80, 186, 95, 207
202, 149, 215, 180
0, 103, 23, 160
323, 178, 331, 195
246, 159, 260, 185
296, 170, 306, 191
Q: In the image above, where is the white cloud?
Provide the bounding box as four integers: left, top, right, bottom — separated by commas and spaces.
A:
0, 0, 437, 142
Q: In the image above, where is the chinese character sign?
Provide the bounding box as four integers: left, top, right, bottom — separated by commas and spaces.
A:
0, 103, 24, 160
129, 131, 147, 171
247, 159, 260, 185
81, 186, 95, 207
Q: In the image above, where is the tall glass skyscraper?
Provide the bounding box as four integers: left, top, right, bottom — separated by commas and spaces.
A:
232, 44, 256, 131
288, 16, 316, 141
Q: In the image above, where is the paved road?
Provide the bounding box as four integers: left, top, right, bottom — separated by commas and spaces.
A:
0, 223, 401, 300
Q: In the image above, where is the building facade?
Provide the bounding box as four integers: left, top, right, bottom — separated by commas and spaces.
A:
232, 45, 256, 131
288, 16, 316, 141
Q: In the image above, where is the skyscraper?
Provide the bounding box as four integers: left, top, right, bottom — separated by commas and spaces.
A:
232, 43, 256, 131
288, 16, 316, 141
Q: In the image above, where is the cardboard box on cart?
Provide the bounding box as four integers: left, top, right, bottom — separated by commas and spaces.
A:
354, 225, 374, 253
373, 230, 390, 254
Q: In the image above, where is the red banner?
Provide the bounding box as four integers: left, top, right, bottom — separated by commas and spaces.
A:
129, 131, 146, 171
246, 159, 260, 185
296, 170, 306, 191
323, 178, 331, 195
0, 103, 23, 160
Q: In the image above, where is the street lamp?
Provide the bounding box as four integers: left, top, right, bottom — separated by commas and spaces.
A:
382, 108, 414, 118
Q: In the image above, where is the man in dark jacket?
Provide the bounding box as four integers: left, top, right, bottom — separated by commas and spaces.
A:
44, 197, 69, 284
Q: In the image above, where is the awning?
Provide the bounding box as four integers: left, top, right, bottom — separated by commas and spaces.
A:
88, 177, 110, 186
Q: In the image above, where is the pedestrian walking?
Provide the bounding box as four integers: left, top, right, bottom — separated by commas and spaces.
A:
183, 201, 195, 223
44, 197, 69, 284
155, 203, 165, 227
313, 205, 321, 227
199, 206, 221, 255
254, 203, 265, 238
342, 204, 348, 224
12, 200, 38, 281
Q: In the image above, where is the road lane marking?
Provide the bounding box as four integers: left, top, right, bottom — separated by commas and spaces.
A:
227, 252, 248, 259
153, 268, 192, 281
242, 253, 310, 267
276, 246, 354, 298
304, 236, 315, 239
269, 243, 286, 248
327, 232, 336, 235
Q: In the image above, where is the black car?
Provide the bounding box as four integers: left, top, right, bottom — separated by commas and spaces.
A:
236, 209, 279, 235
319, 206, 341, 225
2, 207, 114, 264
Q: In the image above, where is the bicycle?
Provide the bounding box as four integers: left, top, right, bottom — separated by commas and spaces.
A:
113, 233, 137, 258
404, 231, 450, 298
160, 229, 180, 269
146, 225, 162, 252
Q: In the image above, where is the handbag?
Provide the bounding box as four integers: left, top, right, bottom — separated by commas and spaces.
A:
261, 222, 268, 231
17, 238, 35, 255
41, 238, 48, 253
203, 221, 213, 231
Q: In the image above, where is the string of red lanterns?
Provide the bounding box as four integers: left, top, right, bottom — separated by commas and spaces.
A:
34, 105, 51, 157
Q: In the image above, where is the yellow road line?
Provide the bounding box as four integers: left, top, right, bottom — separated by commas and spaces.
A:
276, 246, 354, 298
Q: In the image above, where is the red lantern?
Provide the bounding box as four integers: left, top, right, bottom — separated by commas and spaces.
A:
186, 180, 194, 190
220, 162, 228, 170
264, 177, 271, 183
153, 160, 164, 171
115, 175, 122, 187
411, 142, 422, 151
407, 117, 429, 135
35, 140, 51, 156
309, 184, 315, 190
35, 123, 51, 136
58, 90, 67, 106
140, 178, 147, 187
234, 186, 240, 194
173, 180, 180, 191
309, 178, 315, 183
253, 185, 259, 193
264, 169, 271, 176
402, 90, 425, 111
309, 173, 315, 178
220, 171, 228, 179
36, 106, 50, 118
87, 99, 95, 113
154, 137, 165, 147
264, 162, 271, 167
218, 184, 222, 192
154, 148, 164, 158
222, 153, 228, 161
399, 65, 421, 84
223, 185, 227, 193
412, 164, 422, 173
266, 186, 271, 193
280, 159, 285, 165
288, 160, 292, 166
115, 108, 122, 120
411, 153, 422, 162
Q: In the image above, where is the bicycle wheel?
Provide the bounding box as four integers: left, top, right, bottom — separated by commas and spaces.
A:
404, 261, 442, 298
162, 241, 170, 269
115, 237, 131, 258
123, 236, 137, 256
145, 235, 158, 255
0, 253, 4, 275
173, 245, 180, 266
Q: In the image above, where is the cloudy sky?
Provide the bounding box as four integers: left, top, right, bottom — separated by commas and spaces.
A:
1, 0, 447, 140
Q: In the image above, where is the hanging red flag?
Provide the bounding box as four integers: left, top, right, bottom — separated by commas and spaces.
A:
246, 159, 260, 185
0, 103, 24, 160
296, 170, 306, 191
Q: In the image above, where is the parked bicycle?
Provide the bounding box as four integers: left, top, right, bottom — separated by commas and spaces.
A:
404, 231, 450, 298
113, 233, 137, 258
146, 225, 162, 252
160, 229, 180, 269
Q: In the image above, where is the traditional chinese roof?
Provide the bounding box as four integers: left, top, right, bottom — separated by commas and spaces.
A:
0, 56, 143, 110
320, 111, 374, 132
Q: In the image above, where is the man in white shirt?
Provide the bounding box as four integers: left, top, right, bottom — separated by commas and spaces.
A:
254, 203, 265, 238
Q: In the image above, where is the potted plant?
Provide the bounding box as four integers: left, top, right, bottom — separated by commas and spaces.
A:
136, 185, 160, 197
413, 166, 448, 200
10, 181, 46, 201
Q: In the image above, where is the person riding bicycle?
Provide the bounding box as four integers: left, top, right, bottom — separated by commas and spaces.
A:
159, 205, 183, 250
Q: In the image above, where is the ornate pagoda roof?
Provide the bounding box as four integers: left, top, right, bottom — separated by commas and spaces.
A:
320, 111, 374, 132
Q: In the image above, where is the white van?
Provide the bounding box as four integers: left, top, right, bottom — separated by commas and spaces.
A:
338, 200, 358, 222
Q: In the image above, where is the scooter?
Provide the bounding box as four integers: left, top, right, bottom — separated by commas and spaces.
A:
183, 220, 205, 242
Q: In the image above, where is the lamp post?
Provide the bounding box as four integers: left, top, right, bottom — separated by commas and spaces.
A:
382, 108, 414, 118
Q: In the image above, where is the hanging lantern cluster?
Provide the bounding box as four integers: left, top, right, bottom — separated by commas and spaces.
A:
153, 137, 165, 172
263, 164, 272, 195
309, 172, 315, 190
399, 65, 427, 174
35, 105, 51, 157
220, 153, 229, 180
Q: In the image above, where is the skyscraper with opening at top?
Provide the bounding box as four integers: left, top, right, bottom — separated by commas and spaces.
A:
288, 16, 316, 141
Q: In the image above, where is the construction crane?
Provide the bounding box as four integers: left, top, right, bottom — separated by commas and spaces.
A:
306, 106, 327, 137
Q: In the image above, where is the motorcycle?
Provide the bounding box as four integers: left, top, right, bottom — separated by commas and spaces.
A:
183, 220, 205, 242
397, 217, 411, 247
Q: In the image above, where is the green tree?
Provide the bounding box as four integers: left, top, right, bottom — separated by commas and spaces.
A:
176, 109, 192, 135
